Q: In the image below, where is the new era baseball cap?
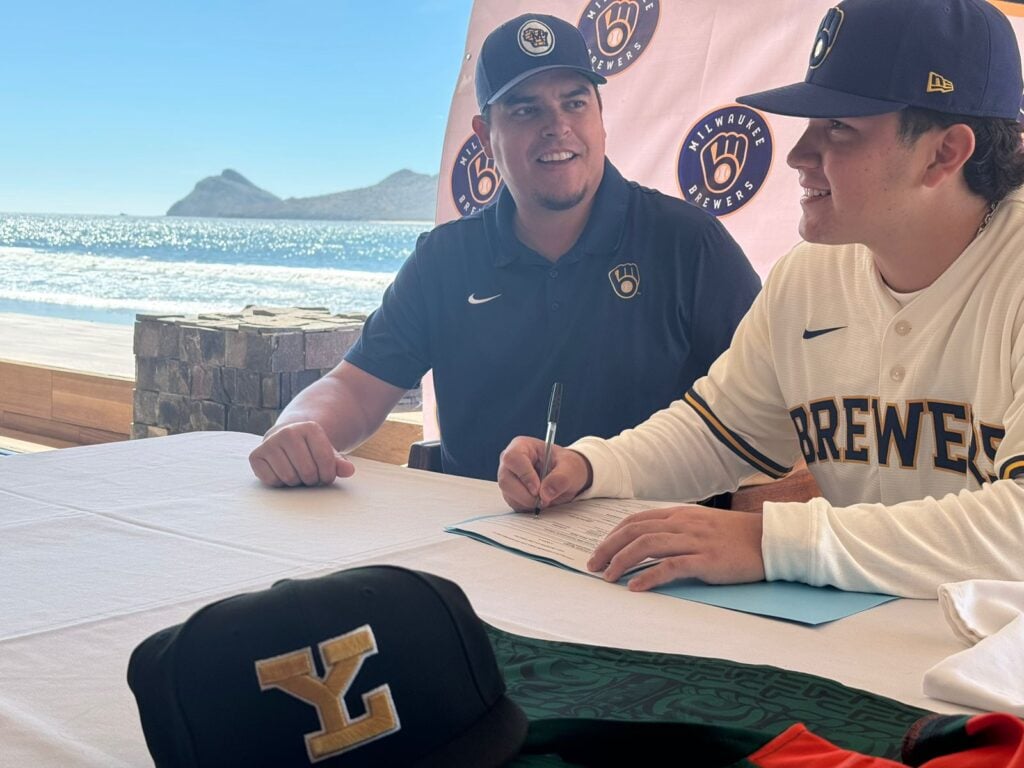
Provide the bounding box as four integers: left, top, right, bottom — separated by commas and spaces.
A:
475, 13, 607, 110
127, 566, 527, 767
737, 0, 1023, 119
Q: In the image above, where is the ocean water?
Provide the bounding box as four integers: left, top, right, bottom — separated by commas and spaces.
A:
0, 214, 428, 325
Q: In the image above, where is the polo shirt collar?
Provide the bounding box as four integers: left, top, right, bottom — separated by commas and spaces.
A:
492, 158, 630, 267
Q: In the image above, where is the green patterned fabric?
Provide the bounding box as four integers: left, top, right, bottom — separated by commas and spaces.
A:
488, 625, 931, 764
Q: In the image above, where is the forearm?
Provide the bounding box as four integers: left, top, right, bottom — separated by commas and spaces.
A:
570, 397, 754, 502
764, 478, 1024, 598
268, 363, 403, 453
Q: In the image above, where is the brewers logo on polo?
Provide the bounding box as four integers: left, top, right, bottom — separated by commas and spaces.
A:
609, 263, 639, 298
677, 105, 773, 216
451, 134, 503, 217
255, 625, 400, 762
578, 0, 659, 76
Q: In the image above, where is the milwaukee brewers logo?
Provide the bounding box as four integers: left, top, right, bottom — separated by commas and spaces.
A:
577, 0, 659, 76
809, 7, 843, 69
677, 105, 773, 217
451, 134, 503, 217
255, 625, 400, 762
609, 263, 640, 299
519, 19, 555, 56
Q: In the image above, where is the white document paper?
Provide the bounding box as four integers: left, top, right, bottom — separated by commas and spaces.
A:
447, 498, 899, 625
447, 497, 678, 575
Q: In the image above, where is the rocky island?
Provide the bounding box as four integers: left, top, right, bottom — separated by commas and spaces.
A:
167, 169, 438, 221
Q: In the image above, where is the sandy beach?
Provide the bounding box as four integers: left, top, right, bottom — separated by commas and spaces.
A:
0, 312, 134, 378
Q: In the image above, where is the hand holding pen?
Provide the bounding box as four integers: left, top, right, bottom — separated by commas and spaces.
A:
496, 439, 593, 513
534, 382, 562, 515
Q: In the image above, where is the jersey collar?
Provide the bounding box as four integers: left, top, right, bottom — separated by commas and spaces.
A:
490, 158, 630, 267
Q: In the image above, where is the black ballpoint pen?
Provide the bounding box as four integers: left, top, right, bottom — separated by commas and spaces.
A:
534, 382, 562, 516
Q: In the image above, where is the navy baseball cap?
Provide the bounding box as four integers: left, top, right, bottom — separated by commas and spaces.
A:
738, 0, 1023, 119
128, 566, 528, 767
475, 13, 606, 110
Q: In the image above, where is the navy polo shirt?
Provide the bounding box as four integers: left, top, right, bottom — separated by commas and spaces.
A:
345, 160, 760, 481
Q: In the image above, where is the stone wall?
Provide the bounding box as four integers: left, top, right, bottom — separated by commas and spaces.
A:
131, 306, 421, 439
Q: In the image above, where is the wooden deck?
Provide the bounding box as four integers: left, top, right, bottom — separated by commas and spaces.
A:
0, 359, 132, 448
0, 314, 422, 462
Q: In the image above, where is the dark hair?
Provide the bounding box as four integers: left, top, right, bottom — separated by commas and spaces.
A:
479, 81, 603, 124
898, 107, 1024, 203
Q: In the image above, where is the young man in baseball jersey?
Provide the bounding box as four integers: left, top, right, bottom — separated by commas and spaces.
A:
248, 13, 759, 486
498, 0, 1024, 598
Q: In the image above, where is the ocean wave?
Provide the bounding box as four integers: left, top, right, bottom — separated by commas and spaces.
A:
0, 214, 422, 270
0, 246, 395, 315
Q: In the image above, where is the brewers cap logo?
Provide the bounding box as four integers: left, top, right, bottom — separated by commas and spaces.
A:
677, 105, 773, 217
519, 19, 555, 56
809, 7, 843, 69
578, 0, 660, 77
451, 133, 503, 218
255, 625, 400, 762
609, 263, 640, 299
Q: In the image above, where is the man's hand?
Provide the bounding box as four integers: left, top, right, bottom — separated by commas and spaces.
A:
497, 437, 591, 511
249, 421, 356, 487
586, 506, 765, 590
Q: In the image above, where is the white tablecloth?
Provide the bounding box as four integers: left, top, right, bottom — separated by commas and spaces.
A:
0, 431, 973, 767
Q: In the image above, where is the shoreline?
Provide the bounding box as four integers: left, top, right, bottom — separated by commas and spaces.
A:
0, 298, 139, 326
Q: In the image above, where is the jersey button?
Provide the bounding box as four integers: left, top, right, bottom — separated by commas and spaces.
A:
890, 366, 905, 382
551, 302, 560, 311
895, 321, 912, 336
549, 269, 559, 278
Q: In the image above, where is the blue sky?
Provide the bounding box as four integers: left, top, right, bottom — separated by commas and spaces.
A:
0, 1, 474, 215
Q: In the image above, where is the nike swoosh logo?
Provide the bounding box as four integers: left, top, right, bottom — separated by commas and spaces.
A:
468, 293, 502, 305
802, 325, 847, 340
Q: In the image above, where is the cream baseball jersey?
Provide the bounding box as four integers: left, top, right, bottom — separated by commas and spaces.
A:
573, 188, 1024, 597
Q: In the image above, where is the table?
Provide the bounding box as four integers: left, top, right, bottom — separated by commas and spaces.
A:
0, 431, 972, 766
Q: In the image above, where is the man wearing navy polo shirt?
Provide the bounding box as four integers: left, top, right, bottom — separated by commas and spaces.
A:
249, 12, 760, 486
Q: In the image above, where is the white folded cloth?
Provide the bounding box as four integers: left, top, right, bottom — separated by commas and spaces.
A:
923, 580, 1024, 715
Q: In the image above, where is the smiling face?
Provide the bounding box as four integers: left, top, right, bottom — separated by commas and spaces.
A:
786, 112, 934, 248
473, 69, 606, 218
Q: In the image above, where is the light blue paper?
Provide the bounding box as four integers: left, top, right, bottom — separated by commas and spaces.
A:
447, 525, 897, 625
651, 579, 897, 625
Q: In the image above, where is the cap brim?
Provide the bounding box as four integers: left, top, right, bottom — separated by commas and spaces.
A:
737, 81, 908, 118
486, 66, 607, 106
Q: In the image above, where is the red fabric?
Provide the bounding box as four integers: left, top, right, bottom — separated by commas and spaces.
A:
749, 724, 904, 767
749, 714, 1024, 768
921, 714, 1024, 768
